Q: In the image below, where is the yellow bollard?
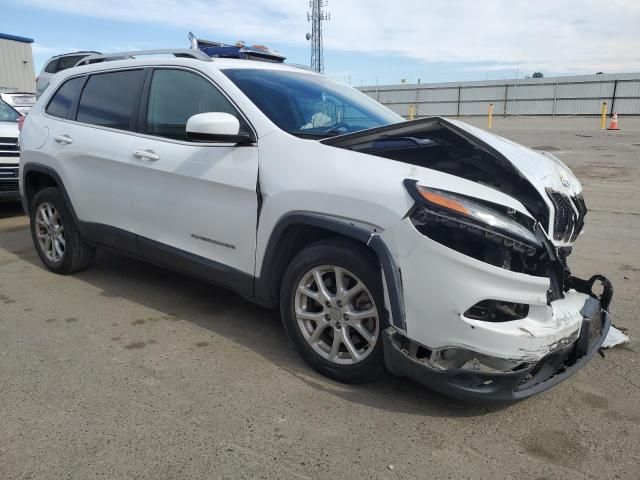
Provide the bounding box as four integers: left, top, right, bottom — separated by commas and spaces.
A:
600, 102, 607, 129
488, 103, 494, 129
408, 104, 416, 121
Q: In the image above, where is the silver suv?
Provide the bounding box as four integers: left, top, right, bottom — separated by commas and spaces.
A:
35, 51, 100, 98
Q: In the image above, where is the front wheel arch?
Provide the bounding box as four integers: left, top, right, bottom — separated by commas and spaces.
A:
255, 212, 406, 330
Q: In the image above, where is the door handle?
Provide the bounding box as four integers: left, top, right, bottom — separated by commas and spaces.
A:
133, 149, 160, 161
54, 134, 73, 145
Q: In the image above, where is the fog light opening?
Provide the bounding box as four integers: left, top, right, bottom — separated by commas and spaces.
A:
464, 300, 529, 322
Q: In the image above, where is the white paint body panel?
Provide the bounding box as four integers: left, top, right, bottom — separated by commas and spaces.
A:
20, 56, 595, 365
125, 136, 258, 274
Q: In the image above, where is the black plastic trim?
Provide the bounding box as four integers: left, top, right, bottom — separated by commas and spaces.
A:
68, 75, 89, 121
186, 131, 255, 144
81, 221, 140, 254
21, 163, 78, 217
256, 212, 406, 330
137, 235, 254, 297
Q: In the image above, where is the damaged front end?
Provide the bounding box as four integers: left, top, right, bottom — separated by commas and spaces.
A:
383, 275, 611, 401
324, 117, 614, 400
389, 179, 613, 400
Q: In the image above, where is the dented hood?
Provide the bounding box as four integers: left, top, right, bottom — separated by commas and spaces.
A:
446, 118, 582, 196
322, 117, 582, 234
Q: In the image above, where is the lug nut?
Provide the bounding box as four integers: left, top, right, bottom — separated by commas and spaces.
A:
336, 300, 343, 307
343, 313, 349, 320
324, 314, 331, 320
325, 301, 331, 308
335, 322, 342, 329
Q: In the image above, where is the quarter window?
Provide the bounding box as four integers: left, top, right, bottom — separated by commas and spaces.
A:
144, 69, 241, 140
76, 69, 145, 131
44, 59, 59, 74
56, 55, 87, 72
45, 77, 85, 119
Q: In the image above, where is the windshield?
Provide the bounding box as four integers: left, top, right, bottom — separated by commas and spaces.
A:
0, 100, 20, 123
222, 69, 402, 137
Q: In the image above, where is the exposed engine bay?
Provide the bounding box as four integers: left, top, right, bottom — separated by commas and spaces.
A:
324, 117, 591, 320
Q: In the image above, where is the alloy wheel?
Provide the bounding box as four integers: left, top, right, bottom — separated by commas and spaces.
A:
295, 265, 379, 365
35, 202, 65, 263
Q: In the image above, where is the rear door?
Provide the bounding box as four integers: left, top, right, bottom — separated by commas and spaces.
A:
44, 69, 146, 246
127, 67, 259, 280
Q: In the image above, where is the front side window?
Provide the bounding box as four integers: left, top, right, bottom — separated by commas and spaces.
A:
144, 69, 241, 140
76, 69, 145, 131
45, 76, 85, 119
222, 69, 402, 137
0, 100, 20, 122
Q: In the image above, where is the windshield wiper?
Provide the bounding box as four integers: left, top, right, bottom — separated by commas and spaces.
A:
289, 130, 341, 139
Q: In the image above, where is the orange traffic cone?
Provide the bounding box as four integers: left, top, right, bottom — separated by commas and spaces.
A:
607, 112, 620, 130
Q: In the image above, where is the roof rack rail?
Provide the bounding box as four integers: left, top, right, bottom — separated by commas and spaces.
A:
75, 49, 212, 66
286, 63, 317, 73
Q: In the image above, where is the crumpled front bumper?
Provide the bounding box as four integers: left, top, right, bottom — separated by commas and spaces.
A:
383, 275, 613, 402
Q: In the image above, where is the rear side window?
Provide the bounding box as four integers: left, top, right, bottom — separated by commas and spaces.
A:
44, 55, 87, 74
44, 59, 59, 74
76, 69, 145, 131
56, 55, 87, 71
45, 77, 85, 119
144, 69, 241, 140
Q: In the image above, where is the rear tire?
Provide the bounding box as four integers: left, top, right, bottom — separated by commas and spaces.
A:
280, 238, 386, 384
30, 187, 95, 274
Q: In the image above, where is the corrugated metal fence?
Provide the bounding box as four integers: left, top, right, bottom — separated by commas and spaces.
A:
358, 73, 640, 118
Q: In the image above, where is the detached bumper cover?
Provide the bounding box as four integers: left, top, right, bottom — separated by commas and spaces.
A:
383, 275, 613, 401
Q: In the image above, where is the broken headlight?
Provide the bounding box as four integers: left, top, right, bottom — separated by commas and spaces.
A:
405, 179, 541, 250
405, 179, 547, 275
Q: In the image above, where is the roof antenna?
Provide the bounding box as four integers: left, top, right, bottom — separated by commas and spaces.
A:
306, 0, 330, 73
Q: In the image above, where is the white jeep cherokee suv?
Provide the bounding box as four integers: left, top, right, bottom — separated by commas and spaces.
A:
19, 49, 613, 401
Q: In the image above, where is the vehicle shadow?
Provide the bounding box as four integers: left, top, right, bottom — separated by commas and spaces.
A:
0, 228, 512, 418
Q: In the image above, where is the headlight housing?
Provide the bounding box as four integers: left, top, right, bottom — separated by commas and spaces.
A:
405, 179, 541, 248
405, 179, 546, 273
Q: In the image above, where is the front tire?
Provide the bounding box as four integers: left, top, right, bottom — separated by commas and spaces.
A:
280, 239, 386, 384
30, 187, 95, 274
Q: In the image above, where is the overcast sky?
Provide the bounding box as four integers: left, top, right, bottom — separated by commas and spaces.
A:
5, 0, 640, 85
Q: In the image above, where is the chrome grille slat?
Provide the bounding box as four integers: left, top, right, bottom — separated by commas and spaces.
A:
0, 137, 20, 157
547, 190, 587, 242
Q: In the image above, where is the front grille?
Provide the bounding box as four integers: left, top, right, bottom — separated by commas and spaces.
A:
547, 190, 587, 242
571, 193, 587, 242
0, 137, 19, 158
0, 165, 19, 193
0, 179, 19, 192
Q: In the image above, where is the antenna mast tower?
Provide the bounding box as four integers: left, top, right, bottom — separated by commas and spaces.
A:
306, 0, 330, 73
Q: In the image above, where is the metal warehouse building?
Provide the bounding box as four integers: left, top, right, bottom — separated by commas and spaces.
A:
359, 73, 640, 118
0, 33, 36, 93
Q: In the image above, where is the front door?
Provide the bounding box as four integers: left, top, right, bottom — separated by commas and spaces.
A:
127, 68, 259, 283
